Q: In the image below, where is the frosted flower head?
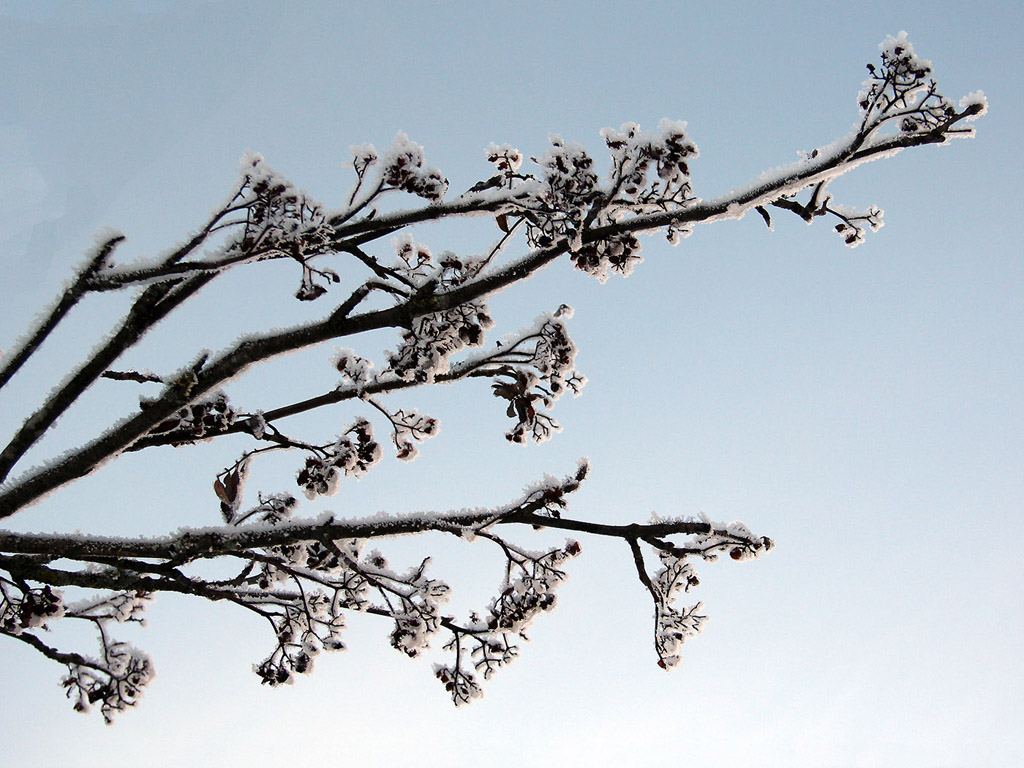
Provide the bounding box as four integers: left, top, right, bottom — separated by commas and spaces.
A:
485, 143, 523, 173
878, 31, 931, 73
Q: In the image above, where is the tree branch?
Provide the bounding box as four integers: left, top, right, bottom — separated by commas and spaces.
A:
0, 234, 125, 391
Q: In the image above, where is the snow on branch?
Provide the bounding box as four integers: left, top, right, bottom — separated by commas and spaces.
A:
0, 36, 983, 720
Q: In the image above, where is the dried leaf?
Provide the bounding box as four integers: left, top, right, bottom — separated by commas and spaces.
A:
213, 477, 230, 504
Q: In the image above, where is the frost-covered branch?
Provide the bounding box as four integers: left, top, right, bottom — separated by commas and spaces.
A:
0, 462, 769, 712
0, 233, 125, 391
0, 35, 983, 720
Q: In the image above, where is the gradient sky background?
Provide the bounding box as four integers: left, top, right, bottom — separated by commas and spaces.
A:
1, 1, 1021, 766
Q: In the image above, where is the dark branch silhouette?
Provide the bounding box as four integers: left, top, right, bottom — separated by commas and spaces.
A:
0, 35, 985, 721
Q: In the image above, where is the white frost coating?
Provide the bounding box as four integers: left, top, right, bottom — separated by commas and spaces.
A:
520, 472, 563, 496
379, 131, 448, 201
959, 91, 989, 119
332, 347, 374, 388
718, 127, 858, 202
485, 143, 523, 173
89, 226, 126, 255
723, 201, 746, 220
0, 228, 124, 373
249, 410, 266, 440
879, 30, 928, 69
382, 132, 423, 167
347, 143, 379, 168
658, 118, 693, 146
725, 521, 753, 538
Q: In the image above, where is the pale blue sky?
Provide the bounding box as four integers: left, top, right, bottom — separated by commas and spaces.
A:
1, 1, 1022, 766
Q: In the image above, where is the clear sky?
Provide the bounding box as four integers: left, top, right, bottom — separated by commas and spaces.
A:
1, 1, 1021, 766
